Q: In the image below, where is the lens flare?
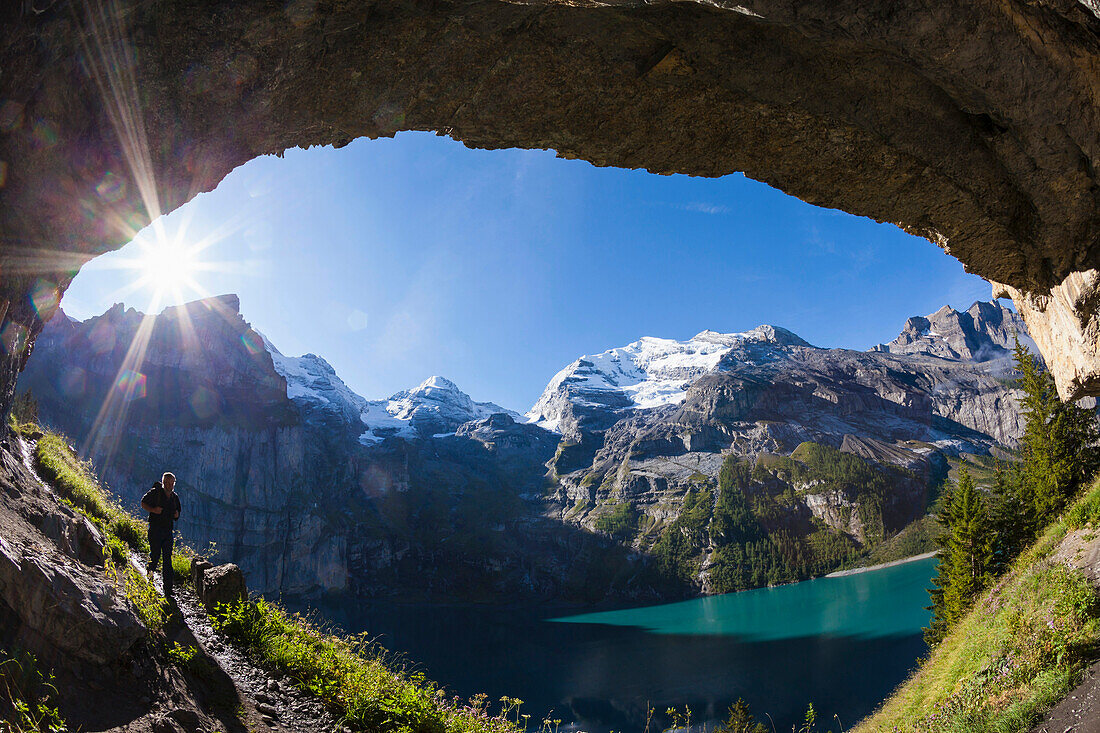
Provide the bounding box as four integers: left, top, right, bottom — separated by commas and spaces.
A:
141, 242, 197, 293
114, 369, 147, 401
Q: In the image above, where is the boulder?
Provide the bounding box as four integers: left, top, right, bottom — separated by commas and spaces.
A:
33, 510, 105, 568
167, 708, 204, 732
0, 535, 143, 665
199, 563, 247, 614
190, 558, 213, 598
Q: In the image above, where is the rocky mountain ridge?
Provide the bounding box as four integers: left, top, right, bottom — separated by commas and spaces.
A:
17, 296, 1032, 599
534, 302, 1028, 590
872, 300, 1037, 364
264, 339, 520, 443
18, 298, 642, 602
530, 301, 1025, 448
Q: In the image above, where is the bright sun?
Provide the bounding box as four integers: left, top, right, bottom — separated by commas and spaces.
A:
141, 242, 197, 292
131, 236, 206, 310
104, 227, 215, 313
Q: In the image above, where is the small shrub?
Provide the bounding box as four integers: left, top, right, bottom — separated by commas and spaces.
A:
0, 648, 66, 732
100, 531, 129, 565
171, 552, 192, 586
104, 554, 166, 631
1065, 483, 1100, 530
165, 641, 217, 682
166, 641, 196, 666
109, 514, 149, 554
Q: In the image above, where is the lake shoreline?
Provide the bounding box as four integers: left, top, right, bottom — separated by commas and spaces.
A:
826, 551, 938, 578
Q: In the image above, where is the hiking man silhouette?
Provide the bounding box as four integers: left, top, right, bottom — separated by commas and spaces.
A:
141, 472, 182, 596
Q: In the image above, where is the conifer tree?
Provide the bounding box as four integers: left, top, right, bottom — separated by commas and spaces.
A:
1012, 338, 1099, 528
926, 467, 993, 643
988, 467, 1028, 572
716, 698, 768, 733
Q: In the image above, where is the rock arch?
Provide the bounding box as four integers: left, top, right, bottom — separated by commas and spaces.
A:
2, 0, 1099, 414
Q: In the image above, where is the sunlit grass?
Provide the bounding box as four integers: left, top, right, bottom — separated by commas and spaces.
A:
212, 598, 526, 733
856, 478, 1100, 733
27, 426, 192, 582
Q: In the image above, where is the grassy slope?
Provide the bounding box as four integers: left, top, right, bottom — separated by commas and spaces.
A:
856, 479, 1100, 733
12, 422, 522, 733
212, 599, 521, 733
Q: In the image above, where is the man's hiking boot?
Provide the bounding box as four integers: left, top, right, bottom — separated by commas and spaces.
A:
146, 563, 155, 580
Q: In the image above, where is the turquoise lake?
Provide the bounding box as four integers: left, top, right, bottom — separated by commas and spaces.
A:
294, 557, 936, 732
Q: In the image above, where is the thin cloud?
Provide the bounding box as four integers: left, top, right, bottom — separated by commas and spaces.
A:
681, 202, 731, 215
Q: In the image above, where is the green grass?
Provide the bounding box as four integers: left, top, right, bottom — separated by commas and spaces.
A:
212, 598, 523, 733
33, 434, 117, 532
855, 478, 1100, 733
29, 428, 194, 579
0, 647, 66, 732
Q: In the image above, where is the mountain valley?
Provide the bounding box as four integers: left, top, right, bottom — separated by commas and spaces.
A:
18, 297, 1033, 602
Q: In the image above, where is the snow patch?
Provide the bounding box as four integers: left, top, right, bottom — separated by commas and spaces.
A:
261, 334, 517, 443
527, 326, 807, 431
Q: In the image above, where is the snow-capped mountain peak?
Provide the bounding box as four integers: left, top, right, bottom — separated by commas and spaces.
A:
261, 336, 519, 444
526, 326, 811, 434
385, 375, 522, 434
262, 337, 370, 425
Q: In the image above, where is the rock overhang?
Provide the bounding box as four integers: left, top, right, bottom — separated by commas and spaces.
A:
2, 0, 1100, 411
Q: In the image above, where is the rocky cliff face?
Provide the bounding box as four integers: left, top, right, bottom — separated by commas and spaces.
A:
534, 304, 1026, 590
20, 297, 1034, 599
17, 296, 338, 594
20, 296, 657, 602
872, 301, 1037, 364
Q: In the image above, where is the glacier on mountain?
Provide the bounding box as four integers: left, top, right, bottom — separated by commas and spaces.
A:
526, 325, 810, 433
262, 337, 519, 444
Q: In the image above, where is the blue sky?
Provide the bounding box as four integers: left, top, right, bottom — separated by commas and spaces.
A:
62, 132, 993, 412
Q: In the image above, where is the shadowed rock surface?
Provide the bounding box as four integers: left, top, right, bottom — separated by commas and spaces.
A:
0, 437, 144, 667
2, 0, 1100, 418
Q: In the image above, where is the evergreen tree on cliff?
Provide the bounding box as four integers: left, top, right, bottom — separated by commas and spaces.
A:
926, 467, 993, 644
1013, 338, 1100, 531
988, 467, 1028, 572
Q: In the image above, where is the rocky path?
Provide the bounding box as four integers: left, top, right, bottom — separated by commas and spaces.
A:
1029, 530, 1100, 733
165, 587, 347, 733
1030, 660, 1100, 733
